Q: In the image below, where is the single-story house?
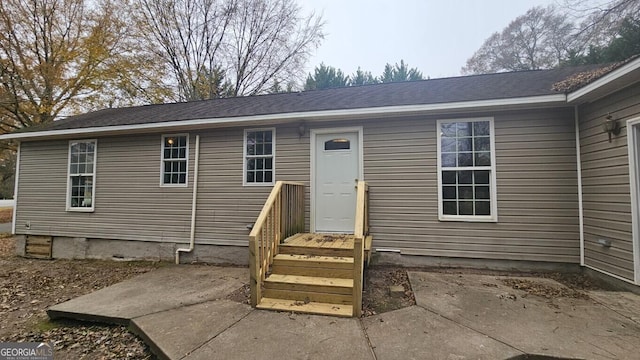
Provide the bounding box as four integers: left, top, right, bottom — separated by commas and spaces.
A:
2, 58, 640, 292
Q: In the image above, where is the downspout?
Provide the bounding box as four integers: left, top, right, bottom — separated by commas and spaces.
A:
574, 106, 585, 266
176, 135, 200, 264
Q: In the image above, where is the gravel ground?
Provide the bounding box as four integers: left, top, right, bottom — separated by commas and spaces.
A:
0, 236, 161, 359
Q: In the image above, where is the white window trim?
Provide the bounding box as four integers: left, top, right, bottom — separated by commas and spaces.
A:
66, 139, 97, 212
436, 117, 498, 222
243, 128, 276, 186
160, 134, 189, 187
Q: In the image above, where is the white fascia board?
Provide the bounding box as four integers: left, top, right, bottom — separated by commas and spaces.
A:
567, 58, 640, 102
0, 94, 567, 141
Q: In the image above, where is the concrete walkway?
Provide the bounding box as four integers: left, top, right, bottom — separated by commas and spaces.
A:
48, 266, 640, 360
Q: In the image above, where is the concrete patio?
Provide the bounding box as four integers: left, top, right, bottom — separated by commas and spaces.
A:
47, 265, 640, 360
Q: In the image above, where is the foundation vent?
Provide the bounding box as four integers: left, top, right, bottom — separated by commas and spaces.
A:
25, 235, 53, 259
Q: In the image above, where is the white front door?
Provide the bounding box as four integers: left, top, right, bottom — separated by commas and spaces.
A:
313, 130, 361, 233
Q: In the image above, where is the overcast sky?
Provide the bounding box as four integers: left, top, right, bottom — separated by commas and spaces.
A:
300, 0, 560, 79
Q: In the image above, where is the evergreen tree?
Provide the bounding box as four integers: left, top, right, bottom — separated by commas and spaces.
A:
304, 63, 350, 90
380, 60, 424, 82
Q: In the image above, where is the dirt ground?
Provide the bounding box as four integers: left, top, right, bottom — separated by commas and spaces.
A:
0, 207, 12, 224
0, 236, 160, 359
1, 231, 615, 358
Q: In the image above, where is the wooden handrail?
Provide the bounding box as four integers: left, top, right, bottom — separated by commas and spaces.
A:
249, 181, 304, 307
353, 181, 369, 317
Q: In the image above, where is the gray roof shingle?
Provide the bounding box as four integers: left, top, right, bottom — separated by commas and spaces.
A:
37, 64, 606, 132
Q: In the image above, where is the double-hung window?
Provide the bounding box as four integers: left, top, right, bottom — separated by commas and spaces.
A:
437, 118, 497, 221
244, 129, 275, 185
161, 135, 188, 186
67, 140, 97, 211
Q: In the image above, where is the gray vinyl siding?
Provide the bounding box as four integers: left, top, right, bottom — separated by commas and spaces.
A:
15, 107, 580, 263
363, 108, 579, 262
16, 136, 195, 242
579, 82, 640, 281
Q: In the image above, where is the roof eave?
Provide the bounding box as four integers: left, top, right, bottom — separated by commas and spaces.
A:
0, 94, 567, 141
567, 58, 640, 103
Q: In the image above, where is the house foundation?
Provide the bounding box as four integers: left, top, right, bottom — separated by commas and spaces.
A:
14, 235, 248, 265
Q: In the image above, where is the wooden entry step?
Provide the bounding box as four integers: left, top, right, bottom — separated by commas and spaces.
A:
256, 232, 372, 317
256, 297, 353, 318
271, 254, 354, 278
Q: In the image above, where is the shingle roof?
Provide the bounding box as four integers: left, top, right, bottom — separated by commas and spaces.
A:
35, 64, 607, 132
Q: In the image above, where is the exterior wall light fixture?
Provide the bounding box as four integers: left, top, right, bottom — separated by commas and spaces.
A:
603, 114, 620, 142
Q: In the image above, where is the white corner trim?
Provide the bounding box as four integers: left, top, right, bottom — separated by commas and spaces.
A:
309, 126, 364, 233
626, 116, 640, 284
242, 127, 276, 186
0, 95, 568, 141
574, 106, 585, 266
567, 58, 640, 102
11, 143, 20, 235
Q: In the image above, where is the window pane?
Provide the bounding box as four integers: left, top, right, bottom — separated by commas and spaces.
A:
475, 152, 491, 166
473, 121, 490, 136
265, 158, 273, 170
164, 174, 171, 184
443, 201, 457, 215
442, 186, 456, 199
325, 139, 351, 150
441, 123, 456, 137
459, 186, 473, 199
265, 171, 273, 182
257, 158, 264, 170
179, 161, 186, 172
256, 171, 264, 182
441, 138, 455, 152
78, 163, 86, 173
475, 170, 490, 184
70, 164, 78, 174
171, 148, 179, 159
179, 136, 186, 147
458, 171, 472, 184
476, 201, 491, 215
442, 153, 456, 167
172, 174, 179, 183
458, 153, 473, 166
247, 159, 256, 170
264, 131, 272, 142
256, 144, 264, 155
442, 171, 457, 184
247, 171, 255, 182
179, 174, 186, 184
474, 137, 490, 151
475, 186, 490, 199
457, 122, 472, 136
457, 138, 472, 152
265, 143, 272, 155
459, 201, 473, 215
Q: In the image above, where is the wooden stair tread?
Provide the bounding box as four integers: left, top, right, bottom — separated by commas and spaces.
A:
273, 254, 354, 264
265, 274, 353, 288
257, 297, 353, 317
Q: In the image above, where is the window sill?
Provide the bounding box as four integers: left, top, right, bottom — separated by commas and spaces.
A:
160, 184, 189, 188
66, 207, 95, 213
439, 215, 497, 223
243, 182, 275, 187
